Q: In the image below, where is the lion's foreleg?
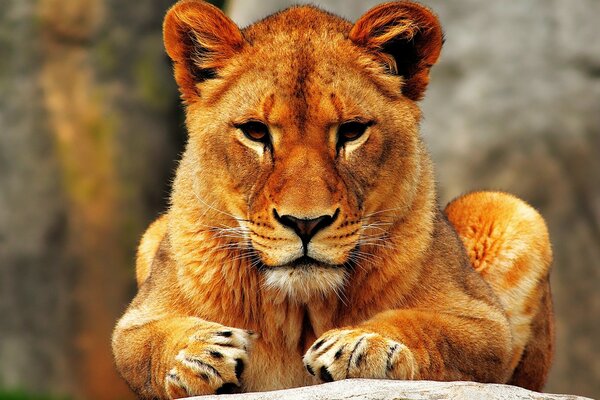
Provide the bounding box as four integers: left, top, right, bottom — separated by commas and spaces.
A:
303, 308, 512, 384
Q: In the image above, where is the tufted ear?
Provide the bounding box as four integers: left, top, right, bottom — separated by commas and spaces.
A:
163, 0, 244, 103
349, 1, 443, 101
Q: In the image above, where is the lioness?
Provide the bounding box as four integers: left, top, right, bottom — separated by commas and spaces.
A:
112, 1, 554, 398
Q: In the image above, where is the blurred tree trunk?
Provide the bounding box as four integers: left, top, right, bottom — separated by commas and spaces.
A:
228, 1, 600, 398
1, 0, 182, 398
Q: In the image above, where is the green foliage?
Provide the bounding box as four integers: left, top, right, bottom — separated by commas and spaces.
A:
0, 390, 69, 400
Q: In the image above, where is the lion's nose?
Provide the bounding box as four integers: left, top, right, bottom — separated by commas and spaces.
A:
274, 209, 339, 247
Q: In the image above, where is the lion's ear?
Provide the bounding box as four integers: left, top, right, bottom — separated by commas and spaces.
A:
163, 0, 244, 103
349, 1, 443, 101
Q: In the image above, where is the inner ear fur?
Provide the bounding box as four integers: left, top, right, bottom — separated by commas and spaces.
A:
350, 1, 443, 101
163, 0, 244, 103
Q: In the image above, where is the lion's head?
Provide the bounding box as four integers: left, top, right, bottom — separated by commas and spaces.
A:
164, 1, 443, 300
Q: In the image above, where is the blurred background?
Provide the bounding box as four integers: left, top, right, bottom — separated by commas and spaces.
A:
0, 0, 598, 399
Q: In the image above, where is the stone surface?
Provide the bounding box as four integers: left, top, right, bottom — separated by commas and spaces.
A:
190, 380, 592, 400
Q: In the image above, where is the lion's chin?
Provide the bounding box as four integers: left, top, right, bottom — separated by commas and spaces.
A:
262, 261, 348, 303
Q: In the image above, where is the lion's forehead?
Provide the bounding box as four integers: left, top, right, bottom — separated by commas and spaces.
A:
242, 34, 354, 89
197, 9, 404, 128
218, 49, 384, 132
242, 5, 352, 44
239, 6, 357, 89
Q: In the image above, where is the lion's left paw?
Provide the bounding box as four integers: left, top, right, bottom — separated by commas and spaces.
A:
302, 329, 417, 382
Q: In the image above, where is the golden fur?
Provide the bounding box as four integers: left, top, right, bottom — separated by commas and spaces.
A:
112, 1, 554, 398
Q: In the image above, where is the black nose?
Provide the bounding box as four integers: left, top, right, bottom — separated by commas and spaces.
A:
274, 209, 339, 247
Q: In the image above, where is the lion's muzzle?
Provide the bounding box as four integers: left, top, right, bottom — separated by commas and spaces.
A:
273, 208, 339, 251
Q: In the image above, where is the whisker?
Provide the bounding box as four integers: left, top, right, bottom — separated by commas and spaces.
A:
357, 235, 396, 249
191, 184, 250, 223
357, 243, 394, 251
212, 245, 254, 253
360, 226, 390, 236
361, 220, 393, 227
332, 277, 349, 307
350, 249, 384, 263
361, 221, 393, 229
361, 207, 404, 219
211, 234, 250, 241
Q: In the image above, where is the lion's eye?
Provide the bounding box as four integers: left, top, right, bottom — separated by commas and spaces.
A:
237, 121, 270, 144
337, 121, 371, 147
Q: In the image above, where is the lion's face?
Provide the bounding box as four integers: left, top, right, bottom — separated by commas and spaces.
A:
165, 2, 442, 299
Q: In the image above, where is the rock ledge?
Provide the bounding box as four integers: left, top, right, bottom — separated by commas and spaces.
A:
190, 379, 591, 400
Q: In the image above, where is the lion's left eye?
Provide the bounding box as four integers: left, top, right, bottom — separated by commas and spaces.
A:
337, 121, 372, 148
237, 121, 271, 144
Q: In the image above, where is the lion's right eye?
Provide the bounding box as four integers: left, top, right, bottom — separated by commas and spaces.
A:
336, 120, 373, 150
236, 121, 271, 145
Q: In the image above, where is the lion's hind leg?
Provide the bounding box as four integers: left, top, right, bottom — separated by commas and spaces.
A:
445, 191, 554, 391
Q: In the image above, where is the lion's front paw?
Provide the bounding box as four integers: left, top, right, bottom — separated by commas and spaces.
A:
302, 329, 417, 382
165, 325, 256, 398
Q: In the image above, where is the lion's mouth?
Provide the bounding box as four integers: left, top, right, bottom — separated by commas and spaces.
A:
251, 253, 347, 271
280, 255, 348, 270
287, 255, 329, 268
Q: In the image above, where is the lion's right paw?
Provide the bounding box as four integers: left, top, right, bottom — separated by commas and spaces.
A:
165, 325, 256, 398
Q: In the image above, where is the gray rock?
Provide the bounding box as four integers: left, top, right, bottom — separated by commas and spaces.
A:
190, 380, 592, 400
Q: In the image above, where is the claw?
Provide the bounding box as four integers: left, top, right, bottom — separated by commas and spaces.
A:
235, 358, 245, 380
216, 383, 241, 394
305, 363, 315, 376
319, 366, 334, 382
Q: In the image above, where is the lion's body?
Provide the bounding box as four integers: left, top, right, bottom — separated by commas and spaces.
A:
112, 2, 554, 398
